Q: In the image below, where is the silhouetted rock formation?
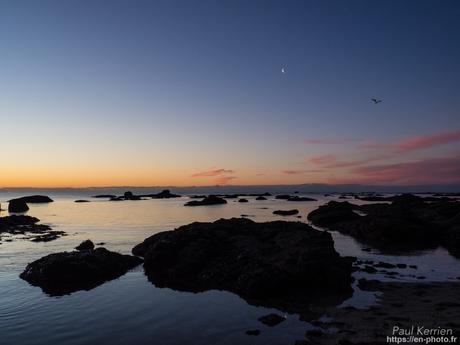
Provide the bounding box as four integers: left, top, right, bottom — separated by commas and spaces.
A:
9, 195, 53, 203
238, 198, 249, 203
256, 196, 267, 200
307, 194, 460, 256
132, 218, 354, 316
75, 240, 95, 251
74, 200, 90, 203
123, 191, 141, 200
275, 194, 291, 200
8, 199, 29, 213
287, 196, 317, 202
273, 209, 299, 216
0, 215, 64, 242
149, 189, 181, 199
184, 195, 227, 206
92, 195, 117, 199
20, 247, 142, 296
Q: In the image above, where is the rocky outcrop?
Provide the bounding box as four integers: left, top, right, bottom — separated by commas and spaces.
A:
9, 195, 53, 203
287, 196, 317, 202
92, 195, 117, 199
75, 240, 95, 251
74, 200, 90, 203
275, 195, 291, 200
132, 218, 354, 315
256, 196, 267, 200
307, 194, 460, 255
149, 189, 181, 199
0, 215, 64, 242
273, 209, 299, 216
123, 191, 141, 200
20, 247, 142, 295
8, 199, 29, 213
184, 195, 227, 206
238, 198, 249, 203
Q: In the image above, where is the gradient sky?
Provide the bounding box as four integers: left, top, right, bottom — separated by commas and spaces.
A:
1, 0, 459, 187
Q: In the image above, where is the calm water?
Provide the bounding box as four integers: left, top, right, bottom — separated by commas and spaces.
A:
1, 190, 460, 345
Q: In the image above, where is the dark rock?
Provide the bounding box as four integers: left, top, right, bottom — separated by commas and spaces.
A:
189, 195, 207, 199
0, 215, 63, 242
307, 196, 460, 254
306, 329, 323, 337
9, 195, 53, 203
75, 200, 90, 203
273, 209, 299, 216
238, 198, 249, 203
184, 195, 227, 206
256, 196, 267, 200
92, 195, 117, 199
409, 265, 418, 269
8, 199, 29, 213
149, 189, 181, 199
109, 197, 123, 201
294, 340, 311, 345
222, 194, 239, 199
245, 329, 260, 336
287, 196, 317, 202
396, 263, 407, 269
374, 262, 396, 269
275, 194, 291, 200
96, 242, 105, 245
75, 240, 95, 251
132, 218, 354, 316
123, 191, 141, 200
258, 313, 286, 327
362, 247, 372, 252
20, 247, 142, 295
362, 265, 377, 274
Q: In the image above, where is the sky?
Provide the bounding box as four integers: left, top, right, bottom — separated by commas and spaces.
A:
0, 0, 459, 187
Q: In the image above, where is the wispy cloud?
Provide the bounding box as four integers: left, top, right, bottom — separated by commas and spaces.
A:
394, 129, 460, 153
281, 169, 324, 175
304, 139, 343, 145
191, 168, 235, 177
191, 167, 236, 185
309, 154, 338, 165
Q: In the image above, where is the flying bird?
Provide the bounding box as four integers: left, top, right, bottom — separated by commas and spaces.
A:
281, 67, 286, 74
371, 98, 382, 104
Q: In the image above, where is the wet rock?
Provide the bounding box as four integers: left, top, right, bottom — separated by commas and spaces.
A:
75, 240, 95, 251
184, 195, 227, 206
256, 196, 267, 200
8, 199, 29, 213
20, 247, 142, 295
307, 196, 460, 254
245, 329, 260, 336
132, 218, 354, 315
287, 196, 317, 202
305, 329, 323, 337
92, 195, 117, 199
75, 200, 90, 203
0, 215, 63, 242
273, 209, 299, 216
258, 313, 286, 327
409, 265, 418, 269
374, 262, 396, 269
238, 198, 249, 203
9, 195, 53, 203
362, 265, 377, 274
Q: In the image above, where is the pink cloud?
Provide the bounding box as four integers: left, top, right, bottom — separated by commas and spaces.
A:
282, 169, 324, 175
191, 168, 235, 177
215, 176, 237, 184
345, 156, 460, 184
310, 154, 338, 165
395, 129, 460, 152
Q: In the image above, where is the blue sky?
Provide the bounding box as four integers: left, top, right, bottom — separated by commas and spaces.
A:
1, 0, 459, 186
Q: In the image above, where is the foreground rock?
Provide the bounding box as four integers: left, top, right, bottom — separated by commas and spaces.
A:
307, 194, 460, 255
9, 195, 54, 203
312, 281, 460, 345
132, 218, 354, 316
0, 215, 64, 242
75, 239, 95, 251
184, 195, 227, 206
20, 247, 142, 295
8, 199, 29, 213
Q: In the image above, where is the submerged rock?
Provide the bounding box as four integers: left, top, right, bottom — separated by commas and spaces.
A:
20, 247, 142, 296
255, 196, 267, 201
184, 195, 227, 206
92, 194, 117, 199
273, 209, 299, 216
74, 199, 90, 203
9, 195, 54, 204
287, 196, 317, 202
132, 218, 354, 316
238, 198, 249, 203
8, 199, 29, 213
